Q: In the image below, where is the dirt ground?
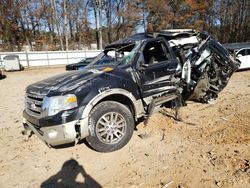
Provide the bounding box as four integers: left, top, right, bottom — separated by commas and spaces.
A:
0, 67, 249, 188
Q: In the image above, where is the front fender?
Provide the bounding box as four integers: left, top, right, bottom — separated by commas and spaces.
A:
81, 88, 144, 119
78, 88, 144, 139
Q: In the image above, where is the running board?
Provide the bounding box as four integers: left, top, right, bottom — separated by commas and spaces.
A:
144, 92, 178, 125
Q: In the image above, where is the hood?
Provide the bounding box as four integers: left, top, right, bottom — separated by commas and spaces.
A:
26, 66, 117, 96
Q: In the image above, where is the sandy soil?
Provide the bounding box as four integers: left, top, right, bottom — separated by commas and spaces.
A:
0, 67, 249, 188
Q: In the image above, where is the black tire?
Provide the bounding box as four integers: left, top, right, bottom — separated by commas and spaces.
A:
86, 101, 134, 152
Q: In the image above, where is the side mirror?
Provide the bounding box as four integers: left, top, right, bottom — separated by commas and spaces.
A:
237, 54, 243, 58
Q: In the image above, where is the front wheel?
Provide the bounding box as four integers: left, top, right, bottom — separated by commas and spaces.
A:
86, 101, 134, 152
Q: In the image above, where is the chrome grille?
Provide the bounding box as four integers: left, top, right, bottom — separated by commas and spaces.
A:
25, 92, 45, 116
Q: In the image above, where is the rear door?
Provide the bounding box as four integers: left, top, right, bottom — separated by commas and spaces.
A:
134, 38, 180, 100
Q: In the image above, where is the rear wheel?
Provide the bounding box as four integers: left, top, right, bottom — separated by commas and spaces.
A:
86, 101, 134, 152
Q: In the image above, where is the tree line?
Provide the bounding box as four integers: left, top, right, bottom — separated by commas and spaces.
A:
0, 0, 249, 51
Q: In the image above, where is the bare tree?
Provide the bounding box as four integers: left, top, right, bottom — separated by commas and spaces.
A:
104, 0, 112, 43
98, 0, 103, 49
52, 0, 64, 50
63, 0, 69, 50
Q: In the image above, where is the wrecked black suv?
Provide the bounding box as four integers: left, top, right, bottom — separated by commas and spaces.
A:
23, 30, 238, 152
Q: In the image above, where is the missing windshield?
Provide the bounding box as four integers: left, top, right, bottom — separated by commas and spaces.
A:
87, 43, 140, 67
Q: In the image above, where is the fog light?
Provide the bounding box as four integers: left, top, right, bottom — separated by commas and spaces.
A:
47, 130, 58, 139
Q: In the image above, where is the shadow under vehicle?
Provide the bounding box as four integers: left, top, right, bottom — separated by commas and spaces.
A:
23, 30, 238, 152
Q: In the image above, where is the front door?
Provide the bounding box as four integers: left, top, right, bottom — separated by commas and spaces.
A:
134, 38, 180, 101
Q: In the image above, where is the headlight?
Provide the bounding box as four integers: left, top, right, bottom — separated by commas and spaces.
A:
42, 94, 78, 116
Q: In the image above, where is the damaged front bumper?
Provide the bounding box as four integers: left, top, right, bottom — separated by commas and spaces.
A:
22, 97, 90, 146
23, 118, 79, 146
23, 112, 89, 147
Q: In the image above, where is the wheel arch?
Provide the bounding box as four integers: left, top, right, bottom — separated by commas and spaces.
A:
81, 88, 144, 121
99, 94, 137, 118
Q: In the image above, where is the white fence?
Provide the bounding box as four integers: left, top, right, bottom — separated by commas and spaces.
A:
0, 50, 101, 67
